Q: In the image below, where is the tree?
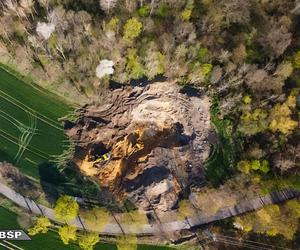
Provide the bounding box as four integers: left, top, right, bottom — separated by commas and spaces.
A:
237, 160, 269, 174
219, 0, 251, 26
28, 217, 51, 236
178, 200, 195, 220
188, 63, 212, 85
144, 47, 166, 79
116, 235, 137, 250
99, 0, 118, 13
80, 207, 110, 232
275, 61, 293, 81
123, 18, 143, 42
78, 233, 100, 250
182, 9, 192, 21
269, 96, 298, 134
121, 210, 148, 233
54, 195, 79, 223
95, 59, 114, 79
234, 200, 300, 240
138, 5, 150, 17
293, 51, 300, 69
238, 109, 268, 136
125, 48, 145, 79
263, 17, 292, 57
58, 224, 77, 245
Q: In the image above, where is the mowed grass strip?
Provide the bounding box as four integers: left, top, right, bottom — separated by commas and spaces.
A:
0, 67, 72, 179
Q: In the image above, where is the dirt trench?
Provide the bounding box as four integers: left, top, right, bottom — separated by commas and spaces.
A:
65, 81, 213, 212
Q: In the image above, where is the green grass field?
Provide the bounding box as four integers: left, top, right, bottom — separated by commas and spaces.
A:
0, 67, 72, 179
0, 207, 173, 250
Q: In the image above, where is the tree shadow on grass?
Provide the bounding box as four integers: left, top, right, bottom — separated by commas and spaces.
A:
38, 162, 102, 204
0, 150, 14, 164
38, 162, 65, 203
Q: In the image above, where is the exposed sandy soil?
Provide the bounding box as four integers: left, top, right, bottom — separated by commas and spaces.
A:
65, 81, 213, 212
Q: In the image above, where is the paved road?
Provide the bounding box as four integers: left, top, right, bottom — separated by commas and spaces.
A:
0, 182, 299, 235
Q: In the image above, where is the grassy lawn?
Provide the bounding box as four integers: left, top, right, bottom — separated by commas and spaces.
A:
0, 67, 72, 179
0, 207, 173, 250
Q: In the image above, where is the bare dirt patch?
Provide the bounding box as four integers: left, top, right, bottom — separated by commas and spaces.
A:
65, 81, 213, 212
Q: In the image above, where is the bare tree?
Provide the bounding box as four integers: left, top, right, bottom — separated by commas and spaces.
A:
99, 0, 118, 13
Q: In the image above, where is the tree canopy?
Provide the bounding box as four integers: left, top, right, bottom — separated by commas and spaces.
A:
28, 217, 51, 236
54, 195, 79, 223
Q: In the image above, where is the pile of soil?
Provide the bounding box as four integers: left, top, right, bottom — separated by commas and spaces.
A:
65, 81, 213, 212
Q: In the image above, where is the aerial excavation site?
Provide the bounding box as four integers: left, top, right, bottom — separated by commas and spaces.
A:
0, 0, 300, 250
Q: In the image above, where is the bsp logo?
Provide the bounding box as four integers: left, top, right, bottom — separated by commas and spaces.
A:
0, 230, 31, 240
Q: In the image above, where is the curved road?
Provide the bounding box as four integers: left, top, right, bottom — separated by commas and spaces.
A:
0, 182, 299, 235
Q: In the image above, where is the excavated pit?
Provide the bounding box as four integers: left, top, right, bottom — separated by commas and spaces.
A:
65, 82, 213, 212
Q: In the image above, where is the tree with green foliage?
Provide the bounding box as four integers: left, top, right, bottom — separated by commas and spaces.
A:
201, 63, 213, 77
144, 48, 166, 79
269, 95, 298, 134
138, 5, 150, 17
116, 235, 137, 250
54, 195, 79, 223
238, 108, 268, 136
80, 207, 110, 232
293, 51, 300, 69
182, 9, 192, 21
235, 200, 300, 240
121, 210, 148, 233
78, 232, 100, 250
123, 18, 142, 43
58, 224, 77, 245
243, 95, 252, 105
178, 200, 195, 220
125, 48, 145, 79
106, 17, 119, 32
198, 47, 209, 62
181, 0, 194, 21
28, 217, 51, 236
157, 3, 169, 17
237, 159, 269, 174
188, 62, 213, 85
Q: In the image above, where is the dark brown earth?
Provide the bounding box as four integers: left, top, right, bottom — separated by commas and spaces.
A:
65, 81, 213, 212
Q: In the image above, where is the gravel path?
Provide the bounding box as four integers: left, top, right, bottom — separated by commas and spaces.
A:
0, 182, 299, 235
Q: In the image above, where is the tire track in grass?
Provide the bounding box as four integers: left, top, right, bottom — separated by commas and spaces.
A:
0, 110, 38, 133
0, 130, 49, 160
0, 88, 61, 126
14, 125, 32, 163
0, 91, 63, 131
14, 113, 35, 162
15, 113, 37, 164
17, 113, 37, 163
24, 157, 38, 165
0, 242, 14, 250
0, 114, 49, 159
3, 241, 24, 250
